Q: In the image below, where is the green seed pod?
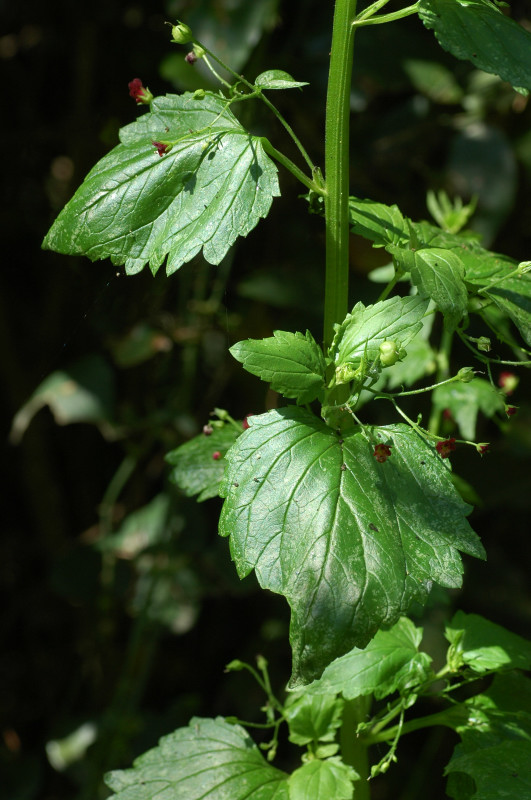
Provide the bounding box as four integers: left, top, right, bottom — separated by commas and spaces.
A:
457, 366, 475, 383
171, 21, 193, 44
379, 340, 400, 367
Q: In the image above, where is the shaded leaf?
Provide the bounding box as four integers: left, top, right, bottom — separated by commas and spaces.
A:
219, 409, 484, 685
419, 0, 531, 93
445, 611, 531, 673
432, 379, 505, 440
230, 330, 326, 404
43, 93, 279, 275
488, 277, 531, 347
166, 424, 241, 502
285, 694, 344, 745
255, 70, 309, 90
349, 197, 409, 247
306, 617, 432, 700
288, 758, 358, 800
105, 716, 289, 799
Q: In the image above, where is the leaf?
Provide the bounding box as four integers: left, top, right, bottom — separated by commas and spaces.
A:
105, 716, 289, 799
444, 673, 531, 800
385, 314, 436, 389
306, 617, 433, 700
402, 59, 464, 104
331, 296, 429, 373
255, 70, 309, 90
418, 0, 531, 94
388, 246, 468, 329
349, 197, 409, 247
288, 758, 358, 800
96, 494, 172, 558
230, 330, 326, 404
219, 408, 484, 685
488, 277, 531, 347
166, 424, 242, 502
432, 379, 505, 440
285, 694, 344, 745
445, 611, 531, 673
43, 93, 280, 275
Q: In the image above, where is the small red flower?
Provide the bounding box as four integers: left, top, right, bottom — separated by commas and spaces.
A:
185, 51, 198, 65
476, 443, 490, 455
128, 78, 153, 105
203, 424, 213, 436
499, 372, 519, 396
373, 443, 391, 463
442, 408, 453, 421
436, 438, 456, 458
152, 140, 169, 157
242, 414, 254, 430
212, 451, 222, 460
505, 405, 518, 418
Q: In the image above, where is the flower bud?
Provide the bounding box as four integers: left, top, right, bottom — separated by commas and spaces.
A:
193, 89, 206, 99
185, 51, 198, 65
505, 405, 518, 418
476, 443, 490, 455
379, 340, 400, 367
192, 43, 206, 59
477, 337, 491, 352
202, 423, 213, 436
171, 21, 193, 44
373, 443, 391, 463
436, 438, 456, 458
457, 367, 475, 383
212, 450, 222, 460
498, 371, 519, 396
128, 78, 153, 105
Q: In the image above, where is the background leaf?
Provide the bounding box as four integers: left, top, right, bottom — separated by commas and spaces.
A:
105, 716, 289, 799
219, 409, 484, 685
445, 611, 531, 673
43, 93, 280, 275
432, 379, 505, 440
230, 330, 326, 404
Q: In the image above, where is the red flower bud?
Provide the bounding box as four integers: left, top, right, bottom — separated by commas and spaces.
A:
436, 438, 456, 458
476, 443, 490, 455
203, 424, 213, 436
242, 414, 254, 430
128, 78, 153, 105
442, 408, 453, 421
212, 451, 222, 460
185, 51, 198, 65
498, 371, 519, 396
505, 405, 518, 418
152, 140, 170, 157
373, 443, 391, 463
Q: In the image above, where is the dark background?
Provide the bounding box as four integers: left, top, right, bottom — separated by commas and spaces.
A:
1, 1, 531, 798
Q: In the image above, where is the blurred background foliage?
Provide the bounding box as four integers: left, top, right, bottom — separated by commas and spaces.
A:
1, 1, 531, 798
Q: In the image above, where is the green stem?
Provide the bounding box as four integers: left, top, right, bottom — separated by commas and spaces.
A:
261, 138, 325, 195
324, 0, 358, 350
365, 705, 466, 745
258, 92, 317, 174
341, 697, 371, 798
354, 3, 420, 27
427, 326, 453, 435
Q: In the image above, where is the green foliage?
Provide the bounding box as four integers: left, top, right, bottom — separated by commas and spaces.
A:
288, 758, 358, 800
432, 379, 505, 440
255, 70, 309, 90
446, 611, 531, 673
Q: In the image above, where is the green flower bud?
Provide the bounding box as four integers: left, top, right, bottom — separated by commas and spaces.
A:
379, 340, 400, 367
476, 336, 491, 352
193, 43, 206, 59
193, 89, 206, 99
457, 367, 475, 382
171, 21, 193, 44
335, 363, 359, 385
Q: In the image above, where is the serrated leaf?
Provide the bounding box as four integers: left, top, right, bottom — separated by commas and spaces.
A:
445, 611, 531, 673
419, 0, 531, 94
488, 277, 531, 346
255, 70, 309, 89
166, 424, 241, 502
445, 673, 531, 800
219, 409, 484, 685
385, 314, 436, 389
288, 758, 358, 800
43, 93, 280, 275
285, 694, 344, 745
331, 296, 429, 372
349, 197, 410, 247
105, 716, 289, 799
230, 330, 326, 404
432, 379, 505, 440
306, 617, 432, 700
388, 247, 468, 329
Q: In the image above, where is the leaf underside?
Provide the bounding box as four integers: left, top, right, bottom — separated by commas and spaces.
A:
219, 408, 484, 686
43, 93, 280, 275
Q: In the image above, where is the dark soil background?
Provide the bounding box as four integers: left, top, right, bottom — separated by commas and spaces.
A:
1, 1, 530, 798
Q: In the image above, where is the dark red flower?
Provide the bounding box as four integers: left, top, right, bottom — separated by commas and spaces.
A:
203, 424, 213, 436
373, 443, 391, 463
499, 372, 519, 396
128, 78, 153, 105
242, 414, 254, 430
152, 140, 169, 157
185, 51, 198, 65
505, 405, 518, 418
477, 443, 490, 455
442, 408, 453, 421
212, 451, 222, 460
436, 438, 456, 458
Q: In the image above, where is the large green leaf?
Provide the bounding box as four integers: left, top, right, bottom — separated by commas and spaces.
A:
43, 93, 280, 275
105, 716, 289, 799
285, 694, 344, 745
166, 424, 242, 501
230, 330, 326, 404
349, 196, 409, 247
418, 0, 531, 93
288, 759, 358, 800
445, 673, 531, 800
488, 277, 531, 347
445, 611, 531, 674
306, 617, 432, 700
219, 408, 484, 685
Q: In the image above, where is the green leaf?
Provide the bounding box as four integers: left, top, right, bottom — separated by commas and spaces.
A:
166, 424, 242, 502
388, 247, 468, 329
105, 716, 289, 799
43, 93, 280, 275
445, 673, 531, 800
488, 277, 531, 347
230, 330, 326, 404
285, 694, 344, 745
432, 379, 505, 440
96, 494, 172, 558
445, 611, 531, 673
306, 617, 432, 700
255, 70, 309, 90
288, 758, 358, 800
402, 59, 464, 105
219, 409, 484, 685
349, 197, 409, 247
418, 0, 531, 94
331, 296, 429, 375
385, 314, 436, 389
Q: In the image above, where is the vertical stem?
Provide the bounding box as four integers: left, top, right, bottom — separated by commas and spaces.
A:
324, 0, 358, 349
341, 697, 371, 799
428, 326, 453, 434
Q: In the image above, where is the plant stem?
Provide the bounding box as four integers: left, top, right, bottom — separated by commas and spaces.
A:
341, 697, 371, 798
324, 0, 358, 350
261, 138, 325, 195
428, 326, 453, 434
365, 705, 467, 745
